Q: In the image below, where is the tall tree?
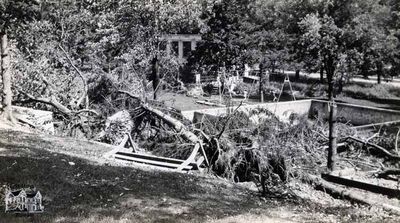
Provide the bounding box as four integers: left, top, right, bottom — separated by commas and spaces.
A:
0, 0, 39, 123
349, 0, 397, 83
184, 0, 247, 79
299, 14, 344, 170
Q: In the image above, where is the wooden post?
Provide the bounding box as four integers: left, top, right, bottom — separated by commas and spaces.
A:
178, 40, 183, 60
260, 91, 264, 102
320, 66, 324, 83
295, 69, 300, 81
190, 40, 196, 51
166, 40, 172, 56
151, 56, 160, 100
328, 101, 337, 170
376, 61, 383, 84
327, 61, 337, 171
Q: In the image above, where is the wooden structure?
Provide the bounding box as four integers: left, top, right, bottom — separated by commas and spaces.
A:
276, 73, 296, 102
103, 134, 205, 171
160, 34, 201, 60
5, 189, 44, 213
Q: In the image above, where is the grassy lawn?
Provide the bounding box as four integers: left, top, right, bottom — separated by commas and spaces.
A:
0, 129, 399, 222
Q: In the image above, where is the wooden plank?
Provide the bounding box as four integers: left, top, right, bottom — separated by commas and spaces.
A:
118, 135, 129, 148
117, 152, 187, 164
196, 156, 205, 169
114, 154, 193, 170
321, 173, 400, 199
177, 143, 199, 171
115, 151, 200, 169
196, 100, 226, 107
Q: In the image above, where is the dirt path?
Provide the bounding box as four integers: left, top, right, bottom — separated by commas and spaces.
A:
0, 129, 399, 222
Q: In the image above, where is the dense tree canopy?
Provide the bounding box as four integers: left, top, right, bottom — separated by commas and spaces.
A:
0, 0, 399, 120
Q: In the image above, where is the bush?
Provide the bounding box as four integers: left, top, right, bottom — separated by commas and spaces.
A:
343, 84, 398, 99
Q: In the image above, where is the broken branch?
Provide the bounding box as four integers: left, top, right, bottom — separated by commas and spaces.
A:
118, 90, 209, 166
20, 91, 72, 116
19, 91, 99, 117
58, 44, 88, 109
347, 136, 400, 160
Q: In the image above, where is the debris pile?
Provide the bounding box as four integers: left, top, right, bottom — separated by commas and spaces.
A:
98, 93, 362, 194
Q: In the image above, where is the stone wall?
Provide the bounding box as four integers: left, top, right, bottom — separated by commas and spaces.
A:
310, 100, 400, 126
184, 99, 400, 126
182, 100, 313, 123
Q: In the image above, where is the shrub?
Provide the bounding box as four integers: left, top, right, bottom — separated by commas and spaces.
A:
343, 84, 398, 99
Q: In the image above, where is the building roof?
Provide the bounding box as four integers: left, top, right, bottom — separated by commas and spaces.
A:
8, 189, 40, 198
10, 190, 23, 196
26, 191, 39, 198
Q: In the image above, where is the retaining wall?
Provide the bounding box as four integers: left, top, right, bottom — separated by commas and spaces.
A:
182, 99, 400, 126
182, 100, 313, 123
310, 100, 400, 126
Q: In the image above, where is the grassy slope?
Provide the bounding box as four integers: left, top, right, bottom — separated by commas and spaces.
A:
0, 129, 399, 223
0, 132, 259, 223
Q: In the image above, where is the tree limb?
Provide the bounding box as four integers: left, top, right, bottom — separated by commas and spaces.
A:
72, 109, 100, 116
118, 90, 209, 166
216, 101, 243, 139
347, 136, 400, 160
306, 174, 400, 215
58, 44, 88, 109
19, 91, 72, 116
19, 91, 99, 117
118, 90, 142, 101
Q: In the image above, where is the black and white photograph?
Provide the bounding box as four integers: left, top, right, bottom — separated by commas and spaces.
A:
0, 0, 400, 222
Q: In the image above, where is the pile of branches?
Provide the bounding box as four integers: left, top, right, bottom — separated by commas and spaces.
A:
195, 109, 355, 193
97, 91, 359, 194
340, 124, 400, 180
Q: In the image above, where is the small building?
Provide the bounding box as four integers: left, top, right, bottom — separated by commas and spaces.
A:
5, 189, 44, 213
160, 34, 201, 61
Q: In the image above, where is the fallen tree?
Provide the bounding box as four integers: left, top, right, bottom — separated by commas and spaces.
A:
19, 91, 99, 117
306, 174, 400, 215
118, 90, 209, 166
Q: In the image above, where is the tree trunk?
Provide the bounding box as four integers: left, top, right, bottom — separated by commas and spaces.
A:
361, 59, 369, 79
259, 60, 264, 100
376, 61, 383, 84
271, 60, 275, 74
337, 73, 344, 94
320, 66, 324, 83
326, 57, 337, 171
295, 69, 300, 81
327, 99, 337, 171
306, 174, 400, 215
151, 56, 160, 100
0, 32, 15, 123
